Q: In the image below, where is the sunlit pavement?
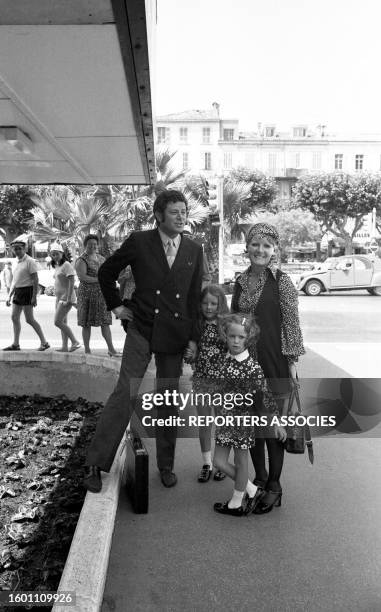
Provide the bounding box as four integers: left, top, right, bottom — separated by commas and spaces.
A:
101, 295, 381, 612
1, 291, 380, 372
1, 290, 381, 611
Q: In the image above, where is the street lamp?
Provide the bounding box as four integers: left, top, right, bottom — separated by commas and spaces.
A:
217, 177, 224, 284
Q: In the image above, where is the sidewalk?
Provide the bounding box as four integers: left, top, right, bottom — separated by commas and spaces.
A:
101, 349, 381, 612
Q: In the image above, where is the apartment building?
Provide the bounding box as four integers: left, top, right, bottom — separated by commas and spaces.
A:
156, 105, 381, 248
156, 104, 381, 193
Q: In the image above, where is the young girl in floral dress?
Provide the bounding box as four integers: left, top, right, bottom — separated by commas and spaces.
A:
185, 284, 229, 482
212, 313, 279, 516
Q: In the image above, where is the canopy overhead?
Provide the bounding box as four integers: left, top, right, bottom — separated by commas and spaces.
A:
0, 0, 156, 185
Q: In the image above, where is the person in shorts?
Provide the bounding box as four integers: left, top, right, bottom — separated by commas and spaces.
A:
3, 240, 50, 351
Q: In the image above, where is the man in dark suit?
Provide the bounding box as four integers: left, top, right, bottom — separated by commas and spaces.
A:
84, 190, 204, 492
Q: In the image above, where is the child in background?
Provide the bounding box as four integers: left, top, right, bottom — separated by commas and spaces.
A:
185, 284, 229, 483
213, 313, 279, 516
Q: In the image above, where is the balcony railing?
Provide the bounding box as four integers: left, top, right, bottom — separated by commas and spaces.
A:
266, 167, 307, 178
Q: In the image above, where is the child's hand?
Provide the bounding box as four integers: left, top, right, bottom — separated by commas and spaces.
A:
184, 340, 197, 364
274, 424, 287, 442
183, 347, 196, 363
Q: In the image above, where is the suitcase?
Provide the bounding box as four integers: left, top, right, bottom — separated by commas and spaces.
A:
125, 430, 149, 513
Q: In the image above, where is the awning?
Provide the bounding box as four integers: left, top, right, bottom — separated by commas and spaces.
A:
0, 1, 156, 185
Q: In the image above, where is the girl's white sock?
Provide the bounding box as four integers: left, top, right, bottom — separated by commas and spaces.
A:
228, 489, 244, 509
246, 480, 258, 498
202, 451, 212, 468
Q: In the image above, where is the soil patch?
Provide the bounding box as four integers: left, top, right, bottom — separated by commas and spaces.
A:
0, 394, 101, 610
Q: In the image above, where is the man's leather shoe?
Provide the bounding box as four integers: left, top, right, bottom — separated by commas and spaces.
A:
83, 466, 102, 493
160, 470, 177, 488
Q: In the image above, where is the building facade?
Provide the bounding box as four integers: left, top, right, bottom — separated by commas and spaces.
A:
156, 105, 381, 250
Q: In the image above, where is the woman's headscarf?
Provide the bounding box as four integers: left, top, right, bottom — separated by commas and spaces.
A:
246, 222, 280, 247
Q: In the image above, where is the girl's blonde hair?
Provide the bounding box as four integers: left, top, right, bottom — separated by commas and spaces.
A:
218, 313, 260, 348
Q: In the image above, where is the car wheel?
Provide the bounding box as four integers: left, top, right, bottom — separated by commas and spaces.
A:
369, 286, 381, 296
304, 279, 323, 296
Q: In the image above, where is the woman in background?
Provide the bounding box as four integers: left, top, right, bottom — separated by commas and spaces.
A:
75, 234, 120, 356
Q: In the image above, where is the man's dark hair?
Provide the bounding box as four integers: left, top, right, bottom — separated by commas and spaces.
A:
153, 189, 188, 224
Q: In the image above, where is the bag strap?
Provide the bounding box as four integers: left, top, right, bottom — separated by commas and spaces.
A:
288, 374, 301, 416
287, 386, 296, 415
293, 381, 302, 415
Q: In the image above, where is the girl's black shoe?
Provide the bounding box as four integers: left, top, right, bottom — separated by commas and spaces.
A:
213, 470, 226, 481
198, 464, 212, 482
253, 490, 282, 514
243, 487, 265, 516
213, 501, 244, 516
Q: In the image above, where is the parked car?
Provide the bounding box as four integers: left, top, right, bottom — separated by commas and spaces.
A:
297, 255, 381, 296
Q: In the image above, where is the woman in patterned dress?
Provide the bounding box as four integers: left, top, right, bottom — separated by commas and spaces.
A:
231, 223, 305, 514
212, 313, 279, 516
75, 234, 120, 356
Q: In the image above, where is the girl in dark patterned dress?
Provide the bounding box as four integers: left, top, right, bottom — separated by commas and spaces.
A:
213, 313, 279, 516
231, 223, 305, 514
185, 284, 229, 482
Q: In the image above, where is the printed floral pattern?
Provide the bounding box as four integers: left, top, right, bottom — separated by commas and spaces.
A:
193, 322, 226, 390
232, 265, 305, 362
77, 253, 112, 327
214, 353, 278, 450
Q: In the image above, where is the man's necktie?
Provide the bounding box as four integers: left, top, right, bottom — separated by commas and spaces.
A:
166, 239, 177, 268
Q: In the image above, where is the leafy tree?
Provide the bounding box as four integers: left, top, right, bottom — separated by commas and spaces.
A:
0, 185, 35, 251
293, 172, 381, 254
230, 167, 278, 210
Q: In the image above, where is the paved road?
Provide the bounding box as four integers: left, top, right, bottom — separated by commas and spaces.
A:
0, 291, 125, 353
299, 291, 381, 343
1, 289, 380, 346
1, 290, 380, 377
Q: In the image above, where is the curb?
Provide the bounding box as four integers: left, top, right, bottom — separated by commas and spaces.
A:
52, 438, 127, 612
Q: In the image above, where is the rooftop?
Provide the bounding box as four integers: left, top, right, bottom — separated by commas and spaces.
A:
156, 109, 220, 122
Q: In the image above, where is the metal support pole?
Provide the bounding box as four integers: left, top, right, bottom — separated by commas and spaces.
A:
371, 207, 376, 239
217, 177, 224, 284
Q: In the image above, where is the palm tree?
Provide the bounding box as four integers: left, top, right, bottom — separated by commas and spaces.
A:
30, 147, 217, 267
187, 177, 252, 281
222, 178, 253, 240
30, 186, 120, 256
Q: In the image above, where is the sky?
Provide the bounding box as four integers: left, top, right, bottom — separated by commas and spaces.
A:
155, 0, 381, 135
